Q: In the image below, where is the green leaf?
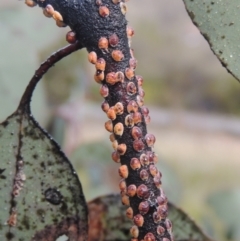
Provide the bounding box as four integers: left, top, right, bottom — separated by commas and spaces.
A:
0, 109, 88, 240
88, 194, 215, 241
0, 42, 87, 240
183, 0, 240, 81
0, 110, 87, 241
169, 202, 214, 241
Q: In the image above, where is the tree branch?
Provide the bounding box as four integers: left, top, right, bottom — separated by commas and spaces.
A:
24, 0, 173, 240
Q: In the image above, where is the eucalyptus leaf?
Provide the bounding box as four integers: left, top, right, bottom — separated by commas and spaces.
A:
0, 110, 87, 240
88, 194, 214, 241
183, 0, 240, 81
0, 43, 87, 240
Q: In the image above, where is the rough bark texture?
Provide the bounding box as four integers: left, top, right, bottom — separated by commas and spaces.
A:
27, 0, 173, 240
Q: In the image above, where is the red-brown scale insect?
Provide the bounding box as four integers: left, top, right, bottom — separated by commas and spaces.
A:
45, 4, 54, 15
111, 151, 120, 163
119, 179, 127, 192
99, 6, 110, 17
141, 106, 150, 116
131, 126, 143, 140
132, 112, 142, 124
120, 2, 127, 15
104, 120, 113, 132
149, 164, 159, 177
144, 233, 156, 241
114, 122, 124, 136
117, 143, 127, 156
109, 33, 119, 47
43, 8, 52, 18
99, 84, 109, 98
139, 201, 150, 215
130, 225, 140, 239
140, 153, 149, 166
129, 57, 137, 69
112, 0, 120, 4
127, 26, 135, 37
127, 184, 137, 197
133, 139, 145, 152
125, 67, 135, 80
139, 86, 145, 98
109, 133, 115, 142
130, 157, 141, 170
127, 82, 137, 95
126, 207, 134, 219
106, 106, 116, 120
52, 11, 63, 21
137, 184, 150, 199
157, 225, 165, 236
145, 133, 156, 147
95, 58, 106, 71
140, 169, 149, 181
94, 70, 104, 83
66, 31, 77, 44
136, 94, 144, 107
114, 102, 124, 115
112, 141, 118, 152
88, 51, 97, 64
115, 71, 125, 82
133, 214, 144, 227
25, 0, 37, 7
125, 114, 134, 128
121, 194, 130, 206
101, 100, 110, 112
106, 72, 117, 85
127, 100, 138, 113
112, 50, 124, 61
98, 37, 109, 49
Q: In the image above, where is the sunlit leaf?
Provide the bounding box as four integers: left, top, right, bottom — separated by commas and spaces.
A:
183, 0, 240, 81
88, 194, 214, 241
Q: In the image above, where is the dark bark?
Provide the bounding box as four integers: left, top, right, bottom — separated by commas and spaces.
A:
26, 0, 173, 240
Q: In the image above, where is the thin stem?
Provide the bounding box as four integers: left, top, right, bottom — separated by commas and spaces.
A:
18, 42, 83, 113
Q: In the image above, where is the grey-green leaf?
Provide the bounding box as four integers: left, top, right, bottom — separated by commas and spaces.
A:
88, 194, 214, 241
183, 0, 240, 81
0, 109, 88, 241
169, 202, 213, 241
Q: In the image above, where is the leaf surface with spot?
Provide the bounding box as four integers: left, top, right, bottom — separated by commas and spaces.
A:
183, 0, 240, 81
0, 110, 87, 240
88, 194, 215, 241
0, 44, 87, 241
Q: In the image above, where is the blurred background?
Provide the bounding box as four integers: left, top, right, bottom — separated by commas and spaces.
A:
1, 0, 240, 240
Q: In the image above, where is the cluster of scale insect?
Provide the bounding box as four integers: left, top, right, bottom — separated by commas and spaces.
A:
24, 0, 173, 240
